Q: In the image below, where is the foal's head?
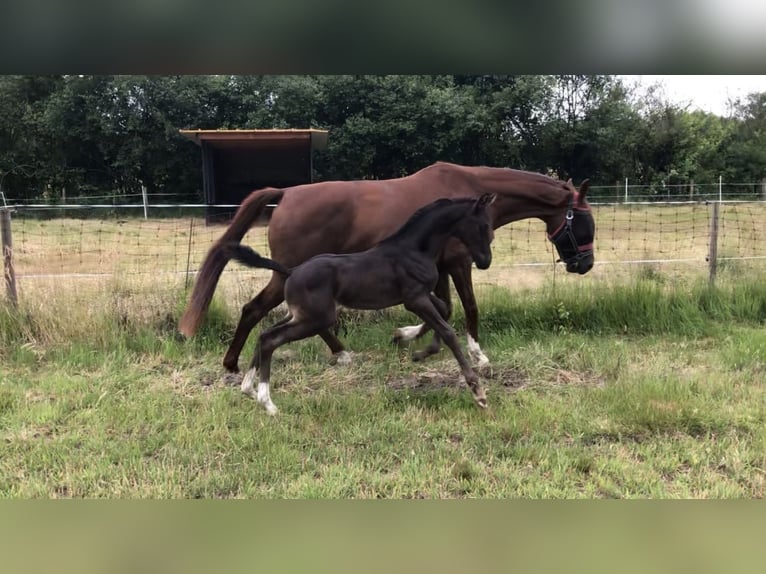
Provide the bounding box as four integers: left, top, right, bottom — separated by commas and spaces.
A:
452, 193, 496, 270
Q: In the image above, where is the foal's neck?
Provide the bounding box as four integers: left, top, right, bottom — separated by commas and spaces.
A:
407, 205, 467, 259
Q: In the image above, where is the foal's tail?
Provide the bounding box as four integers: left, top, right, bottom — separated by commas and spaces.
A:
222, 243, 291, 276
179, 188, 285, 337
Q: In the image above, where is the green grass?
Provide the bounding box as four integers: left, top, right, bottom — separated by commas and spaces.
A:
1, 275, 765, 498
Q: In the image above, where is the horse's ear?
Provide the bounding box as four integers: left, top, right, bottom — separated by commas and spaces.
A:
476, 193, 497, 208
577, 179, 590, 205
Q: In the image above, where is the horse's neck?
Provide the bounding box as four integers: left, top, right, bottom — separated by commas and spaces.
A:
470, 167, 570, 233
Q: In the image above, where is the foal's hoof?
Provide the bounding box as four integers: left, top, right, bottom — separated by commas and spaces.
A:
329, 351, 352, 366
264, 404, 279, 416
411, 348, 439, 363
391, 326, 422, 346
471, 387, 488, 409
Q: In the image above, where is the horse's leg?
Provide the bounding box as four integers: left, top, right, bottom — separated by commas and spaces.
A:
404, 295, 487, 409
449, 259, 490, 368
223, 273, 285, 373
241, 312, 334, 415
319, 329, 352, 365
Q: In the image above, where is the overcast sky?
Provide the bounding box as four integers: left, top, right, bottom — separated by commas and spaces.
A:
621, 75, 766, 116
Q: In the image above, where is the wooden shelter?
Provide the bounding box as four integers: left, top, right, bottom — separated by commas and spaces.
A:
180, 128, 328, 221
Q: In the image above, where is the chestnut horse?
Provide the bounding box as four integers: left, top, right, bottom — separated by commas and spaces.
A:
222, 194, 496, 414
179, 162, 595, 372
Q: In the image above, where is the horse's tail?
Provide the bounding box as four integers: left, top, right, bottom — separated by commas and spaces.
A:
222, 243, 291, 276
178, 188, 285, 337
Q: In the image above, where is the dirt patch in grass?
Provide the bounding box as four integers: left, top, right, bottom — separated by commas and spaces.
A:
385, 365, 529, 393
552, 368, 606, 388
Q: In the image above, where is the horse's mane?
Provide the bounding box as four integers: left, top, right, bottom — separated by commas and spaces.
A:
380, 197, 475, 245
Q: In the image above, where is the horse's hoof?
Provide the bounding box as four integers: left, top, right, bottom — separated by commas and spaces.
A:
223, 361, 239, 373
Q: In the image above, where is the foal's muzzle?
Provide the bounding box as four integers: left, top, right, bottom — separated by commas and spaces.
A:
474, 252, 492, 270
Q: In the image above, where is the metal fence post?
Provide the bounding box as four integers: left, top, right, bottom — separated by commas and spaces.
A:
708, 200, 720, 286
1, 206, 18, 307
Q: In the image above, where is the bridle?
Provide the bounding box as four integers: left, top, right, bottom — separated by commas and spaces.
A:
547, 194, 594, 272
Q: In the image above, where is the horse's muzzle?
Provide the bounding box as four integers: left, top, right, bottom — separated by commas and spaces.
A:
566, 252, 594, 275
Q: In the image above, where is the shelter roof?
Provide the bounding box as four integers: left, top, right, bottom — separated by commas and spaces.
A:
179, 128, 328, 151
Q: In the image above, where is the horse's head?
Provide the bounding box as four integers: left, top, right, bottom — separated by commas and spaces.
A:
454, 193, 496, 270
548, 180, 595, 275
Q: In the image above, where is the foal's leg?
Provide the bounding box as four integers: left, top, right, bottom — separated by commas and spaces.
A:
404, 295, 487, 409
449, 260, 490, 368
411, 292, 450, 362
223, 273, 286, 372
241, 313, 333, 415
392, 271, 450, 351
318, 329, 352, 365
250, 311, 293, 372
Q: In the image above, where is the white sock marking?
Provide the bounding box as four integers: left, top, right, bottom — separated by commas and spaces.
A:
334, 350, 352, 365
257, 381, 278, 415
467, 334, 490, 368
394, 324, 425, 341
241, 368, 257, 397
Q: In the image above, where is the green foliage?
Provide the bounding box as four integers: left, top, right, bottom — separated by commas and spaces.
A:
1, 75, 765, 204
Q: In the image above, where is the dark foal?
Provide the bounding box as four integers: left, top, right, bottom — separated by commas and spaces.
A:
222, 194, 496, 415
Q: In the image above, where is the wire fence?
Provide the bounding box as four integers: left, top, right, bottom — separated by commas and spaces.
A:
2, 178, 766, 207
2, 199, 766, 316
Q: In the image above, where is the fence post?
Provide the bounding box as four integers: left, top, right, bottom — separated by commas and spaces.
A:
1, 207, 18, 307
141, 184, 149, 219
185, 217, 194, 290
761, 177, 766, 201
708, 200, 720, 286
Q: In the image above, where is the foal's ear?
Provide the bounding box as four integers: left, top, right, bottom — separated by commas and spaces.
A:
577, 179, 590, 205
476, 193, 497, 208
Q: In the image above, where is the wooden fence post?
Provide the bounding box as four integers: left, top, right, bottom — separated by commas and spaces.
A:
708, 201, 720, 286
1, 207, 18, 307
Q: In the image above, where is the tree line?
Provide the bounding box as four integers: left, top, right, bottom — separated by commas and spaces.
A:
1, 75, 765, 203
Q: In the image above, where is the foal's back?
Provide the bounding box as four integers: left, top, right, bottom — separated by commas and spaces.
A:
285, 243, 429, 312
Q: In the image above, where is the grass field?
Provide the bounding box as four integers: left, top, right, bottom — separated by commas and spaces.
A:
1, 204, 765, 498
1, 272, 765, 498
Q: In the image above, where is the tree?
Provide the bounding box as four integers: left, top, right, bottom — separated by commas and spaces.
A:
0, 75, 64, 200
723, 92, 766, 193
